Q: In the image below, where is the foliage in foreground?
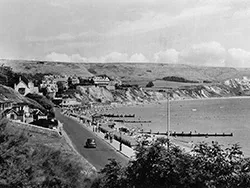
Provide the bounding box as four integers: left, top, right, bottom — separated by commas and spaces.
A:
97, 139, 250, 188
0, 119, 95, 188
2, 113, 250, 188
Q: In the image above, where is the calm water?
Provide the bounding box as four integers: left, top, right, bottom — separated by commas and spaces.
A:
107, 97, 250, 156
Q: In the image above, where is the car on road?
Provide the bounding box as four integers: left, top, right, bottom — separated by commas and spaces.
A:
85, 138, 97, 148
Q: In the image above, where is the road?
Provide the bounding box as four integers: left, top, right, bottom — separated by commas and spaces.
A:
54, 109, 129, 170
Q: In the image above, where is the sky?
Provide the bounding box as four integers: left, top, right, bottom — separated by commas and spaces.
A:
1, 0, 250, 67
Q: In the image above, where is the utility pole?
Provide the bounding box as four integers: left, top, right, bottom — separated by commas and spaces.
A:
166, 93, 170, 151
119, 131, 122, 151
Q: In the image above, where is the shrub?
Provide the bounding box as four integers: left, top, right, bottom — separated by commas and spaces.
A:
0, 119, 95, 188
146, 81, 154, 87
98, 141, 250, 188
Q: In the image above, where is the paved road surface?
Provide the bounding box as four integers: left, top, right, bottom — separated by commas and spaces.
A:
55, 109, 129, 170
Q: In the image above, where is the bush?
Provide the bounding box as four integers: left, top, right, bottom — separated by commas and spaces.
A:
146, 81, 154, 87
98, 141, 250, 188
0, 119, 95, 188
162, 76, 199, 83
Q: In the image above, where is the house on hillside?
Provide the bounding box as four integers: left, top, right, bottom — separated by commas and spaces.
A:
32, 109, 47, 121
91, 75, 111, 86
0, 99, 14, 118
11, 102, 33, 123
3, 108, 24, 122
71, 76, 80, 85
46, 85, 58, 99
3, 101, 32, 122
40, 78, 58, 99
14, 76, 39, 96
0, 98, 45, 123
0, 100, 13, 111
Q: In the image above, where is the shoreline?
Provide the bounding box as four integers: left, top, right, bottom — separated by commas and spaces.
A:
123, 95, 250, 109
159, 95, 250, 103
62, 95, 250, 156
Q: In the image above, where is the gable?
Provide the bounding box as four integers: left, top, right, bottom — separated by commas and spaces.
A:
3, 108, 18, 115
15, 80, 29, 88
14, 76, 30, 87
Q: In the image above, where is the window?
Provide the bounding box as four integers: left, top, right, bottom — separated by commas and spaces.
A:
18, 88, 26, 95
10, 113, 15, 119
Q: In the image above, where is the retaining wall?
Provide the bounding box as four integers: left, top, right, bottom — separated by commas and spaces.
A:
7, 120, 61, 139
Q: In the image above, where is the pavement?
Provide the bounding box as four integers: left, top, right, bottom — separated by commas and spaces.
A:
82, 121, 135, 159
65, 112, 136, 159
54, 108, 130, 171
61, 111, 193, 158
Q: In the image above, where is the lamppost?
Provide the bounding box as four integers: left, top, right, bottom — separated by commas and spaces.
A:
119, 131, 122, 151
166, 92, 171, 151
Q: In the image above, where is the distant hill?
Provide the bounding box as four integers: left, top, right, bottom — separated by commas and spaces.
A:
3, 59, 250, 82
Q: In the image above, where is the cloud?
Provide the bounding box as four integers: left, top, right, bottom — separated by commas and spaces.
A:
130, 53, 148, 62
227, 48, 250, 67
45, 51, 150, 63
153, 42, 226, 66
102, 52, 128, 62
154, 49, 179, 63
56, 33, 75, 41
26, 33, 75, 42
110, 3, 230, 36
180, 41, 226, 66
45, 52, 87, 62
44, 45, 250, 68
101, 52, 148, 62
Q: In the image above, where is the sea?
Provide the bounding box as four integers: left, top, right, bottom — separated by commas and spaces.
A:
106, 97, 250, 157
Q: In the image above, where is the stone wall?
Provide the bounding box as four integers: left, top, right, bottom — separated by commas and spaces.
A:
7, 120, 60, 139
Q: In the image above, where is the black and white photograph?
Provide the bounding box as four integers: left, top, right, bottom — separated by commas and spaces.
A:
1, 0, 250, 187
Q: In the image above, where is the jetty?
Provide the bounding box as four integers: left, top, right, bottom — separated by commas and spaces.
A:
171, 132, 233, 137
114, 120, 151, 123
138, 131, 233, 137
101, 114, 135, 118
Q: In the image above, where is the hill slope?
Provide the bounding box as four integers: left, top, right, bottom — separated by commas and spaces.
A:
3, 59, 250, 82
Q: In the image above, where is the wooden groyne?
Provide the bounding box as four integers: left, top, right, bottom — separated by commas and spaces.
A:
138, 131, 233, 137
114, 120, 152, 123
101, 114, 136, 118
171, 132, 233, 137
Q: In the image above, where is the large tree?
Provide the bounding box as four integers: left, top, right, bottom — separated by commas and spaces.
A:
97, 139, 250, 188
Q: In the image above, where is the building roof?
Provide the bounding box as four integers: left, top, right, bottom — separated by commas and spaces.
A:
32, 109, 46, 116
2, 108, 22, 116
14, 75, 29, 86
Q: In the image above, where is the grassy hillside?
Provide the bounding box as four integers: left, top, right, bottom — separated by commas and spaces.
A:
3, 59, 250, 82
3, 59, 93, 77
1, 119, 96, 187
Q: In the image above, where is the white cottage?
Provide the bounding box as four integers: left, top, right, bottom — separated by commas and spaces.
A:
14, 76, 39, 96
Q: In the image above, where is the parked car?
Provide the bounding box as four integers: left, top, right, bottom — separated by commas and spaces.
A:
85, 138, 97, 148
